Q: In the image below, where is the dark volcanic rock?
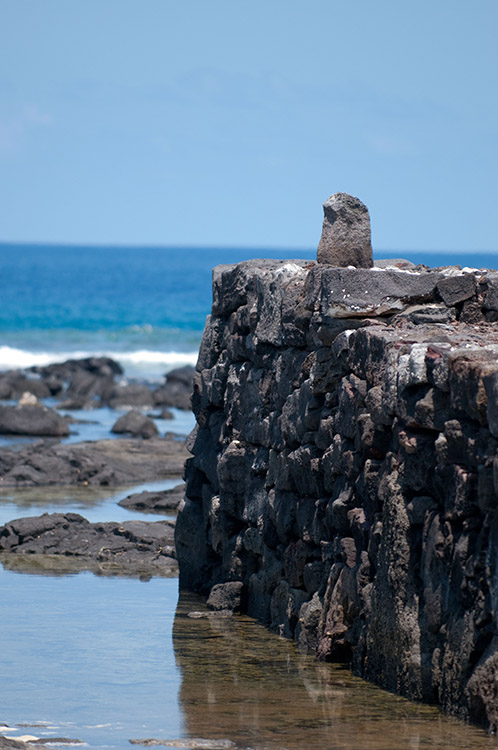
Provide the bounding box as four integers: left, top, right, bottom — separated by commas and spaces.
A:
119, 484, 185, 513
31, 356, 123, 405
154, 366, 195, 410
111, 409, 159, 438
0, 513, 177, 577
0, 396, 69, 436
207, 581, 244, 612
0, 436, 188, 486
317, 193, 373, 268
0, 371, 52, 400
177, 254, 498, 732
108, 383, 155, 409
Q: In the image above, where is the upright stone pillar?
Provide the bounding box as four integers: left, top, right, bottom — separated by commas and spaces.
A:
317, 192, 373, 268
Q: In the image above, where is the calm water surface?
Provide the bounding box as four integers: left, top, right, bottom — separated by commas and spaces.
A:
1, 485, 498, 750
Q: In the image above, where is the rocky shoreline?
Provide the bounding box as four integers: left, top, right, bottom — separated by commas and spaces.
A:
0, 360, 192, 580
0, 435, 188, 487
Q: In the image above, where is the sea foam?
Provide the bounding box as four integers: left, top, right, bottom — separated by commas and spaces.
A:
0, 345, 198, 375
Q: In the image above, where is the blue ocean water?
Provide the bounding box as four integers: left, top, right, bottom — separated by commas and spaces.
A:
0, 244, 496, 381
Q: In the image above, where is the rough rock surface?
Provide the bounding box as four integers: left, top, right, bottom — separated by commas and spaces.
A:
176, 256, 498, 731
317, 193, 373, 268
0, 513, 177, 577
111, 409, 159, 438
118, 484, 185, 513
0, 436, 188, 486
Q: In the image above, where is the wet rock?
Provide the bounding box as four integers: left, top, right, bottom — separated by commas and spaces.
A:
147, 407, 174, 420
0, 436, 188, 486
119, 485, 185, 513
0, 513, 177, 577
207, 581, 244, 612
0, 395, 69, 436
317, 193, 373, 268
129, 739, 236, 748
111, 409, 159, 438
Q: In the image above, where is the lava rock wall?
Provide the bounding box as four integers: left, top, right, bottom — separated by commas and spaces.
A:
176, 258, 498, 730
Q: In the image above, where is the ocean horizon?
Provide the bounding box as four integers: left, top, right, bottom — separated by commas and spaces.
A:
1, 243, 496, 381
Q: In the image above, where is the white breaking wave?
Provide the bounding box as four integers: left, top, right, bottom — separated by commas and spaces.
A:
0, 345, 198, 373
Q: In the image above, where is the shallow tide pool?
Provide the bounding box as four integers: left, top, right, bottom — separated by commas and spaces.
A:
1, 488, 498, 750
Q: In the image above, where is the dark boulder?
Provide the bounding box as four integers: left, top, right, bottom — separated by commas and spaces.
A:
107, 383, 155, 409
30, 356, 123, 405
111, 409, 159, 439
154, 365, 194, 410
0, 371, 52, 400
207, 581, 245, 612
0, 394, 69, 436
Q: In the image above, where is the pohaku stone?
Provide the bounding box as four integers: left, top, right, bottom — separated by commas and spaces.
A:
317, 192, 373, 268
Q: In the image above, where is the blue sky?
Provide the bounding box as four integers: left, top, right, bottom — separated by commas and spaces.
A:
0, 0, 497, 252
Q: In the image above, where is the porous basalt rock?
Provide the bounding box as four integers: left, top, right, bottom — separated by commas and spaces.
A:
0, 513, 177, 577
176, 256, 498, 731
317, 193, 373, 268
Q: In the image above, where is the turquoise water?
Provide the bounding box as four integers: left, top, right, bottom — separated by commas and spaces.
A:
1, 244, 498, 748
0, 244, 496, 380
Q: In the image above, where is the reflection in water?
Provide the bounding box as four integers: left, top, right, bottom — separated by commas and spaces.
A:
0, 479, 181, 525
173, 592, 496, 750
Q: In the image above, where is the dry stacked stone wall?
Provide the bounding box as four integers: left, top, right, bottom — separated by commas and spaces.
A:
176, 258, 498, 731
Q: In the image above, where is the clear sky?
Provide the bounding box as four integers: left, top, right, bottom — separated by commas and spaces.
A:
0, 0, 497, 252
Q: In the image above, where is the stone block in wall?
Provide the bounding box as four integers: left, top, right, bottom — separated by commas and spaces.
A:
305, 266, 443, 319
483, 272, 498, 312
175, 496, 216, 593
217, 440, 256, 518
483, 371, 498, 438
296, 593, 324, 653
211, 261, 256, 316
196, 315, 226, 371
448, 350, 498, 424
436, 273, 477, 305
270, 580, 309, 638
334, 374, 367, 439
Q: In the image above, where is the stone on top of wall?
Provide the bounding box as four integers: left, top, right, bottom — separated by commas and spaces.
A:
317, 193, 373, 269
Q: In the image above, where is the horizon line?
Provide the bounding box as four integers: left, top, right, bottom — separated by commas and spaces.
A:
0, 240, 497, 255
